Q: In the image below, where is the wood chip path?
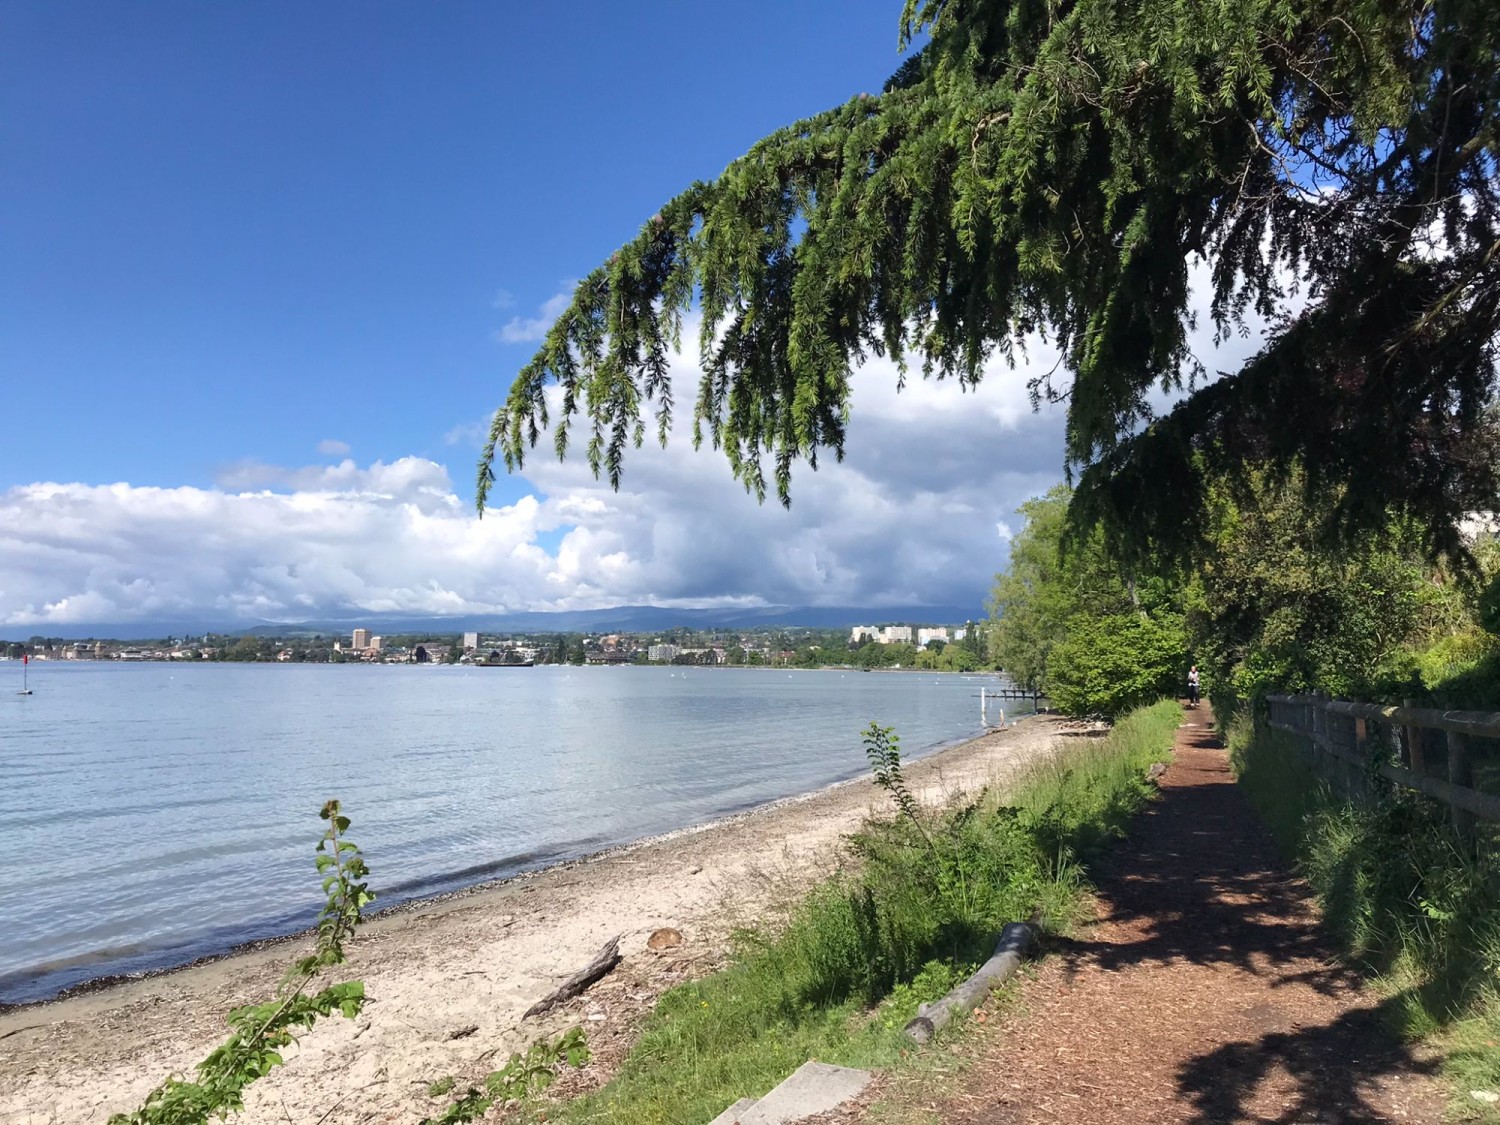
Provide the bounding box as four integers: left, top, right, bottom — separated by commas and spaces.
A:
939, 705, 1446, 1124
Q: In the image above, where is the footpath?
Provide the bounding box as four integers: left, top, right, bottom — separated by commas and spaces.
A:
933, 705, 1447, 1124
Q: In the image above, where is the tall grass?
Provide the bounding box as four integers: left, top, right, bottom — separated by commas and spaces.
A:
549, 700, 1181, 1124
1228, 714, 1500, 1119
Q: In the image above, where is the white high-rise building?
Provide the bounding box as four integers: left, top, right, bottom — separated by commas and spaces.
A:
462, 631, 479, 650
352, 628, 370, 650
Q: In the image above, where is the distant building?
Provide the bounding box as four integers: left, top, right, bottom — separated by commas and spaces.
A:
369, 635, 383, 653
352, 628, 370, 650
917, 627, 950, 647
462, 631, 479, 651
648, 643, 681, 662
585, 650, 632, 665
851, 625, 917, 645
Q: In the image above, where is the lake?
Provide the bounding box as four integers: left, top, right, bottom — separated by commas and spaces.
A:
0, 661, 1018, 1004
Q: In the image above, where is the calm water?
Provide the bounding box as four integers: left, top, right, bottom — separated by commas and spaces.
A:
0, 661, 1017, 1004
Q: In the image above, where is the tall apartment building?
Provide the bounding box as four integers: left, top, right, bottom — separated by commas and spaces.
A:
462, 631, 479, 650
351, 628, 370, 650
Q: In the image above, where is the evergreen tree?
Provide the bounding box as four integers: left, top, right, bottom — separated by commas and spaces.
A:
480, 0, 1499, 563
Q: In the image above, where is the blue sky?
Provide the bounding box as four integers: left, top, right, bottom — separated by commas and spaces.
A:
0, 3, 1275, 629
3, 2, 905, 493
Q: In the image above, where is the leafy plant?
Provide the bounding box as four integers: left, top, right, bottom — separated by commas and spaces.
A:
551, 702, 1179, 1125
109, 801, 373, 1125
422, 1027, 591, 1124
1228, 714, 1500, 1117
862, 722, 926, 837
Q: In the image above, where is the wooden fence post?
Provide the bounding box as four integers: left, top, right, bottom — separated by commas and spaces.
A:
1352, 715, 1369, 804
1448, 730, 1475, 851
1404, 698, 1426, 775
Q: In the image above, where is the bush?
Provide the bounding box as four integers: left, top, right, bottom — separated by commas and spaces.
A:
557, 702, 1181, 1124
1045, 613, 1183, 719
1228, 713, 1500, 1118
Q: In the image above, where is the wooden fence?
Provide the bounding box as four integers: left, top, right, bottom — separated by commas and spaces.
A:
1265, 694, 1500, 848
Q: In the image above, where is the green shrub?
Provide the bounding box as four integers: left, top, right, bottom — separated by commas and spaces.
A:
1045, 614, 1183, 719
554, 702, 1181, 1124
1228, 714, 1500, 1118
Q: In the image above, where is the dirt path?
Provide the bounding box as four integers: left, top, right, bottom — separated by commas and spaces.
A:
940, 705, 1446, 1125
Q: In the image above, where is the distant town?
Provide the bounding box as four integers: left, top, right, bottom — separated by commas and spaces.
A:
1, 621, 992, 672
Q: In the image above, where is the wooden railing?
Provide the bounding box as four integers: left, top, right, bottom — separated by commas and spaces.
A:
1266, 694, 1500, 847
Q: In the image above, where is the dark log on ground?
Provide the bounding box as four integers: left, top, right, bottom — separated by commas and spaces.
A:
523, 934, 622, 1019
904, 922, 1034, 1044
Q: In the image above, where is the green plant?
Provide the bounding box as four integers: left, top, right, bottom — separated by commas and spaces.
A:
1228, 713, 1500, 1117
1044, 613, 1183, 720
551, 703, 1179, 1124
862, 722, 927, 838
110, 801, 373, 1125
423, 1028, 591, 1124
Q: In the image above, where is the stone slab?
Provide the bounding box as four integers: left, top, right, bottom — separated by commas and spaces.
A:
708, 1097, 759, 1125
739, 1062, 872, 1124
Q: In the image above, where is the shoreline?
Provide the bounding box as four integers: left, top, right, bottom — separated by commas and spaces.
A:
0, 714, 1070, 1125
0, 716, 1021, 1013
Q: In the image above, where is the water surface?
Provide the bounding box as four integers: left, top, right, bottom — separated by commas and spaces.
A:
0, 661, 1016, 1003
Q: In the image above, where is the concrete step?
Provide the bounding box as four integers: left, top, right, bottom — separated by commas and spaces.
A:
708, 1097, 759, 1125
737, 1061, 872, 1124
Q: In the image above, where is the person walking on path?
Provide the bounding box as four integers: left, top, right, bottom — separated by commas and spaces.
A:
1186, 664, 1200, 707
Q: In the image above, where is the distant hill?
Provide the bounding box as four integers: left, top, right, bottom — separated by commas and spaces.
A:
7, 604, 984, 642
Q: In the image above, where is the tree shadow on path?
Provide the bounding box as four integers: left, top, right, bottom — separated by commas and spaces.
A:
1036, 711, 1442, 1123
1177, 1002, 1437, 1124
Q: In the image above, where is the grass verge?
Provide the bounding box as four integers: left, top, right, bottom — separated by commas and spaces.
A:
1227, 712, 1500, 1121
536, 700, 1181, 1125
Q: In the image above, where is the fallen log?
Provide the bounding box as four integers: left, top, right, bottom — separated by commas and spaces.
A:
523, 934, 622, 1019
903, 921, 1034, 1044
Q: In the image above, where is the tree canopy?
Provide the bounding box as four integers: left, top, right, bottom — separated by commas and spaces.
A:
989, 485, 1185, 716
481, 0, 1500, 562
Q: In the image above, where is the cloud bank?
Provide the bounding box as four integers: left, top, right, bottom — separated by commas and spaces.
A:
2, 268, 1276, 629
0, 355, 1063, 628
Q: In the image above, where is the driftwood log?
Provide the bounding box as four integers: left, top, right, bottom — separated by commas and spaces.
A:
523, 934, 622, 1019
903, 922, 1034, 1044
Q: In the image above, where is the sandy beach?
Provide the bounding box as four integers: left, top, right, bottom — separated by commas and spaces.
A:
0, 716, 1071, 1125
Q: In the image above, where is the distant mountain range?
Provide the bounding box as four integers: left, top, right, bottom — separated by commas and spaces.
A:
9, 604, 985, 642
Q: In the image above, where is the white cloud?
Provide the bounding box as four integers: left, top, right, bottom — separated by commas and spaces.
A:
316, 438, 351, 456
0, 265, 1280, 629
498, 287, 574, 345
443, 417, 491, 448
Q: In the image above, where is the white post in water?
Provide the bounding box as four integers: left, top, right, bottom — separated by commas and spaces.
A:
980, 686, 987, 727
